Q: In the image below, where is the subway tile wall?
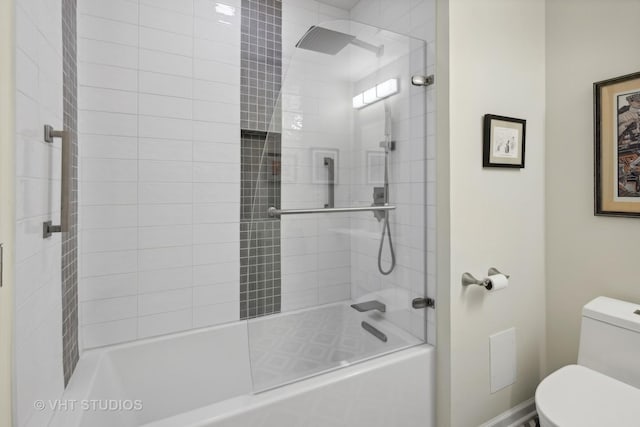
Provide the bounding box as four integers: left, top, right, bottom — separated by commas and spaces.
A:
77, 0, 242, 348
14, 0, 66, 424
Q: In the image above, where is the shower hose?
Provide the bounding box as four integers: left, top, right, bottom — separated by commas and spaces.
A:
377, 210, 396, 275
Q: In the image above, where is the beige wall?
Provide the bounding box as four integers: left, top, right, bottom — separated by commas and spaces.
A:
546, 0, 640, 373
444, 0, 547, 425
0, 0, 15, 426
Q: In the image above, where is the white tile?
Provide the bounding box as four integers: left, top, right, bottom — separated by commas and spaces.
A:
139, 182, 193, 204
138, 309, 193, 338
140, 49, 193, 78
78, 15, 138, 46
79, 63, 138, 91
194, 122, 238, 143
282, 254, 317, 275
140, 94, 192, 120
140, 4, 194, 36
193, 203, 239, 224
193, 282, 238, 306
319, 283, 350, 304
81, 205, 138, 229
80, 273, 138, 302
138, 204, 193, 226
79, 0, 139, 24
81, 227, 138, 253
281, 289, 317, 312
193, 302, 238, 328
139, 289, 192, 316
82, 318, 137, 348
194, 242, 239, 265
140, 27, 193, 56
139, 266, 193, 294
139, 160, 192, 183
79, 110, 137, 136
193, 183, 239, 203
193, 142, 238, 163
141, 0, 194, 15
81, 182, 137, 206
193, 100, 240, 124
81, 158, 137, 182
193, 223, 239, 244
81, 296, 138, 324
139, 246, 193, 271
194, 17, 240, 45
192, 80, 238, 104
282, 271, 318, 293
79, 87, 138, 114
139, 115, 193, 140
140, 71, 192, 98
193, 261, 238, 286
78, 38, 138, 69
193, 59, 239, 84
139, 138, 192, 161
82, 250, 138, 277
193, 163, 239, 183
80, 134, 137, 160
139, 225, 193, 249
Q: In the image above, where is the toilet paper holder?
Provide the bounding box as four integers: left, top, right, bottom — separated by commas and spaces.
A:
462, 267, 510, 289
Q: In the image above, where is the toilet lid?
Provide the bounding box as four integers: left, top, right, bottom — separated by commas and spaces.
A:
536, 365, 640, 427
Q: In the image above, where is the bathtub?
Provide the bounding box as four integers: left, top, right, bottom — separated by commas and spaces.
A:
50, 304, 435, 427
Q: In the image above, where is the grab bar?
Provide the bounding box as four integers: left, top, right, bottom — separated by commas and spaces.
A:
268, 205, 395, 217
43, 124, 70, 238
323, 157, 334, 208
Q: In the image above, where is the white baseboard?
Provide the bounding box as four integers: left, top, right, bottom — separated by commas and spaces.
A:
478, 397, 536, 427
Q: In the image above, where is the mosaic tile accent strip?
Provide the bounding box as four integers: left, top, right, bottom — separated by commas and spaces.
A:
240, 0, 282, 132
61, 0, 79, 386
240, 0, 283, 320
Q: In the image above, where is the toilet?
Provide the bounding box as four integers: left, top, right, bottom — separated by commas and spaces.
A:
535, 296, 640, 427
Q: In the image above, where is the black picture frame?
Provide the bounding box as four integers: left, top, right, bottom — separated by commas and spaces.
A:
594, 71, 640, 217
482, 114, 526, 168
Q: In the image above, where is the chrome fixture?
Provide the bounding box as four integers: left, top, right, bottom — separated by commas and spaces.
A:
412, 297, 435, 309
43, 124, 70, 238
462, 267, 510, 289
324, 157, 335, 208
295, 26, 384, 57
376, 104, 397, 275
0, 243, 3, 288
268, 205, 395, 217
351, 300, 386, 313
361, 321, 387, 342
411, 74, 434, 87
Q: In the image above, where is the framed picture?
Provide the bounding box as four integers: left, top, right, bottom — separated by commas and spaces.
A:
483, 114, 526, 168
594, 71, 640, 217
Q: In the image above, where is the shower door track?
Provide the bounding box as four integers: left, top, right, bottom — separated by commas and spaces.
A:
268, 205, 395, 217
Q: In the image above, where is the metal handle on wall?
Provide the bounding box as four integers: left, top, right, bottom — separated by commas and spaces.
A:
324, 157, 334, 208
43, 124, 70, 238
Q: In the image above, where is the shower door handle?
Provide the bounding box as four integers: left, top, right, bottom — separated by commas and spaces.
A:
324, 157, 334, 208
43, 125, 70, 238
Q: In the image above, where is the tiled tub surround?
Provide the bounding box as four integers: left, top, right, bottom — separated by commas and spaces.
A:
50, 303, 434, 427
77, 0, 242, 348
14, 0, 67, 425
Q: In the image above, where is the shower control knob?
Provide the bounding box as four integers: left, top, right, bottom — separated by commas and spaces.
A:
412, 297, 435, 309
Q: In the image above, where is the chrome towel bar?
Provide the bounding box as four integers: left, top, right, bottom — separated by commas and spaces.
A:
268, 205, 396, 217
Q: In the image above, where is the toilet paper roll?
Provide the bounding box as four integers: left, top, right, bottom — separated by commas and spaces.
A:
485, 274, 508, 291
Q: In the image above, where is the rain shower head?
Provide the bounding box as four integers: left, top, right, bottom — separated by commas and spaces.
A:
295, 26, 384, 57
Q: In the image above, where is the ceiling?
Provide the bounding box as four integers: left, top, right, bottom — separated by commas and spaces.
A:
315, 0, 361, 11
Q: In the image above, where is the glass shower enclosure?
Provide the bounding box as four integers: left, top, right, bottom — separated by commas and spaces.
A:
244, 19, 429, 392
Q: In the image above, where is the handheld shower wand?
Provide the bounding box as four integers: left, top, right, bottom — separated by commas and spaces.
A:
377, 104, 396, 275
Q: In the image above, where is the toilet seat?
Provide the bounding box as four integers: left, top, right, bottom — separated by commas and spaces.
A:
535, 364, 640, 427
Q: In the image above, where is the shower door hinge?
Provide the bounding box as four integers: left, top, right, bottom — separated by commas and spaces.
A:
412, 297, 435, 309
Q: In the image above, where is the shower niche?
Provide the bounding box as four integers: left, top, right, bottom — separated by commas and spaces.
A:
246, 19, 430, 391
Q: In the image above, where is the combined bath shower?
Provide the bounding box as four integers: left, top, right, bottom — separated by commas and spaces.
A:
295, 26, 396, 274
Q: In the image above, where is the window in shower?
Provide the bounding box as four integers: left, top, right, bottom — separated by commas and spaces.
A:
246, 19, 429, 392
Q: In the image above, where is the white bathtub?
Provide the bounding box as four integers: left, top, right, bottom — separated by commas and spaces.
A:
50, 305, 435, 427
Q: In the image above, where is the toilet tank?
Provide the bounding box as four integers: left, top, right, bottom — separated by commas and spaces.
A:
578, 296, 640, 389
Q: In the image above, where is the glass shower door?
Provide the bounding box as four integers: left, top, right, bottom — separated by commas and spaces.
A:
246, 19, 429, 392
